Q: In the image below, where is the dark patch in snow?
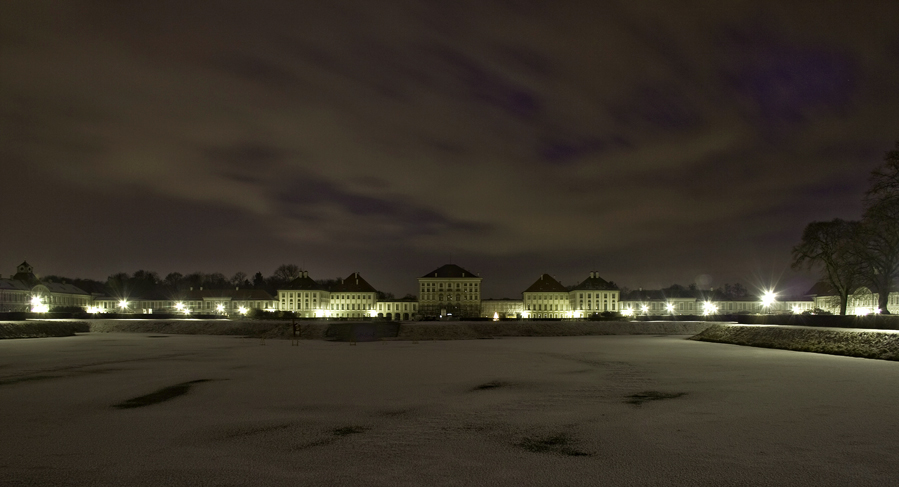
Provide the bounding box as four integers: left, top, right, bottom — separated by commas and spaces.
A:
471, 380, 509, 391
517, 433, 591, 457
0, 375, 63, 386
332, 425, 367, 436
113, 379, 211, 409
625, 391, 686, 405
223, 423, 294, 439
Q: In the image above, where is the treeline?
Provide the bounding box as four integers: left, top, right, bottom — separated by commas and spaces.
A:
619, 282, 750, 299
42, 264, 347, 299
793, 141, 899, 315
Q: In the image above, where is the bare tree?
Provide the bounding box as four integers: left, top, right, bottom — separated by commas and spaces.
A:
859, 194, 899, 314
271, 264, 302, 284
792, 219, 863, 315
864, 141, 899, 207
230, 271, 248, 288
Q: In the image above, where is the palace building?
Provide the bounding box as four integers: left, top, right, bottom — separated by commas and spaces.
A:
417, 264, 482, 319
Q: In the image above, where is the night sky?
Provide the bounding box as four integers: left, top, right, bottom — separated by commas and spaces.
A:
3, 1, 899, 298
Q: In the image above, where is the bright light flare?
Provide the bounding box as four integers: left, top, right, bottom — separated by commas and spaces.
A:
239, 306, 248, 315
641, 305, 649, 314
791, 306, 802, 314
702, 302, 718, 316
492, 312, 499, 321
622, 308, 634, 317
761, 290, 777, 308
665, 303, 676, 313
30, 296, 48, 313
119, 300, 128, 309
216, 304, 225, 313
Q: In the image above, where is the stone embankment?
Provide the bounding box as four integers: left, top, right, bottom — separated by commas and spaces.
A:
692, 324, 899, 361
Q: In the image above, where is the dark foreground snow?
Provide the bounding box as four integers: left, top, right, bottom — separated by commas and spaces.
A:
1, 333, 898, 486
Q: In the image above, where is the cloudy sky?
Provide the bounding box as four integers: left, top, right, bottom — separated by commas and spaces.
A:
3, 1, 898, 298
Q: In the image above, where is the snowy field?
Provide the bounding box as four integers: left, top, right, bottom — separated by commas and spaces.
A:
2, 333, 899, 486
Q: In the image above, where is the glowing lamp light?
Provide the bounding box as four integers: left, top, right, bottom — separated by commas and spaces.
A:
856, 307, 871, 316
761, 290, 777, 308
239, 306, 248, 315
521, 310, 530, 319
216, 303, 225, 313
87, 306, 100, 314
622, 308, 634, 317
702, 302, 718, 316
493, 312, 499, 321
792, 306, 802, 314
119, 300, 128, 310
31, 296, 49, 313
175, 302, 184, 310
666, 303, 676, 314
369, 310, 378, 318
641, 305, 649, 314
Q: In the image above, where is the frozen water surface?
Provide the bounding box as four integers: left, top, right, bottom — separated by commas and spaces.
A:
1, 333, 898, 486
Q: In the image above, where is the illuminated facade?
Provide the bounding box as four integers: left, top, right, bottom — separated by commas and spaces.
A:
278, 271, 330, 317
375, 298, 419, 320
417, 264, 482, 318
807, 283, 899, 316
570, 272, 619, 315
328, 272, 378, 318
481, 298, 524, 319
522, 274, 571, 318
0, 261, 91, 312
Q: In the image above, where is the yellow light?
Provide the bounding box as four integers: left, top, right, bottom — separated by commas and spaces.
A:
856, 307, 870, 316
702, 302, 718, 316
521, 310, 530, 319
791, 306, 802, 314
641, 305, 649, 314
30, 296, 49, 313
119, 300, 128, 309
239, 306, 248, 315
216, 304, 225, 313
666, 303, 675, 313
369, 310, 378, 318
761, 290, 776, 308
175, 302, 184, 310
622, 308, 634, 317
183, 308, 191, 315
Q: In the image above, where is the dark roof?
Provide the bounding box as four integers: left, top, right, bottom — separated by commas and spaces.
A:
179, 289, 274, 300
805, 281, 836, 296
281, 274, 327, 291
570, 273, 617, 291
523, 274, 568, 293
421, 264, 479, 279
331, 272, 377, 293
37, 282, 90, 295
0, 279, 29, 291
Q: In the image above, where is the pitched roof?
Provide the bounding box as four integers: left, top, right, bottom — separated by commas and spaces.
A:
523, 274, 568, 293
805, 281, 836, 296
570, 272, 617, 291
0, 279, 29, 291
281, 274, 327, 291
39, 282, 90, 295
421, 264, 479, 278
331, 272, 377, 293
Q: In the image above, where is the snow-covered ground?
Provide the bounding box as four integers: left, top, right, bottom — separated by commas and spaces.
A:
1, 333, 898, 486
